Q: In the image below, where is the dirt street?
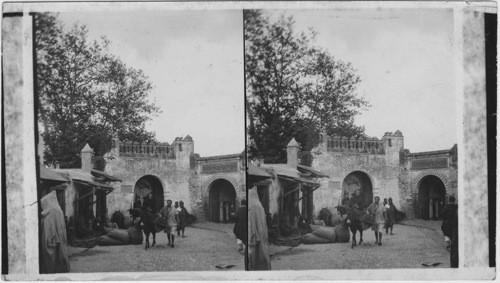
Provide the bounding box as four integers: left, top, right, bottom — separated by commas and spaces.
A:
67, 222, 244, 272
268, 221, 451, 270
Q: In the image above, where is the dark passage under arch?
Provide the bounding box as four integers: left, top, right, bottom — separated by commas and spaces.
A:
208, 179, 236, 223
417, 175, 446, 220
342, 171, 373, 208
134, 175, 164, 212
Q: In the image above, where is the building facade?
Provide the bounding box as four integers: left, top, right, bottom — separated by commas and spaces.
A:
104, 135, 245, 222
311, 130, 458, 220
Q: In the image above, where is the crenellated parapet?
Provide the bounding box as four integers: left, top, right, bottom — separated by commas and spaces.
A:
111, 134, 194, 159
325, 135, 385, 154
116, 140, 175, 158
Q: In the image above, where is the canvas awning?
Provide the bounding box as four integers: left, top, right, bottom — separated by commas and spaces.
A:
278, 175, 321, 188
91, 169, 122, 182
73, 179, 114, 192
269, 164, 300, 179
39, 166, 69, 184
248, 163, 272, 178
297, 164, 329, 178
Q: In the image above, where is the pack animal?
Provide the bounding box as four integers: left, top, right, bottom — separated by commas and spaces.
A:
337, 205, 372, 249
129, 209, 161, 250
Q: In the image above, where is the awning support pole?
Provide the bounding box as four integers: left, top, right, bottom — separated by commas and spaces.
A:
280, 185, 301, 199
77, 188, 95, 202
298, 186, 319, 201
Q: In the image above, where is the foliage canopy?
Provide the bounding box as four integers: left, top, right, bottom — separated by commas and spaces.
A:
36, 13, 160, 169
245, 10, 369, 165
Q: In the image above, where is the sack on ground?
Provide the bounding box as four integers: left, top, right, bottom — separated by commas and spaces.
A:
302, 233, 331, 244
107, 229, 130, 243
97, 235, 127, 246
330, 214, 342, 227
334, 226, 350, 243
311, 226, 336, 242
312, 219, 325, 226
309, 224, 321, 231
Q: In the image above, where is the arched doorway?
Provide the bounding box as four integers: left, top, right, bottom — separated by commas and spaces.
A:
208, 179, 236, 223
342, 171, 373, 208
417, 175, 446, 220
134, 175, 164, 212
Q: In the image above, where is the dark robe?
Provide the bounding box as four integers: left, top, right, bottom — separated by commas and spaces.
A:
133, 199, 142, 210
40, 191, 70, 273
142, 197, 156, 213
349, 194, 364, 209
449, 204, 459, 268
386, 204, 397, 227
441, 203, 458, 238
348, 194, 371, 226
178, 207, 188, 230
233, 205, 247, 245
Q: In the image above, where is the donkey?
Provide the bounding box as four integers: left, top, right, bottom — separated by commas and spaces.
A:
337, 205, 371, 248
129, 208, 159, 250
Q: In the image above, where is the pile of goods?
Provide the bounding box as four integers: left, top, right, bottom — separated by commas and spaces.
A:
302, 221, 350, 244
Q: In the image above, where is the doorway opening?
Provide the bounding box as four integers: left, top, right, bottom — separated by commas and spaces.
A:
417, 175, 446, 220
342, 171, 373, 208
208, 179, 236, 223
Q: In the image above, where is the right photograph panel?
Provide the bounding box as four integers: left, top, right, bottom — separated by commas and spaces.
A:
244, 8, 459, 270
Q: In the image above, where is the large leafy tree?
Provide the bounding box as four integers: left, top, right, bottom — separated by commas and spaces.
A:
36, 13, 159, 169
245, 10, 369, 165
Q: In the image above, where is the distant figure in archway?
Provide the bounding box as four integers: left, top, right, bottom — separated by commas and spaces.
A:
349, 189, 364, 209
133, 196, 142, 210
143, 193, 156, 213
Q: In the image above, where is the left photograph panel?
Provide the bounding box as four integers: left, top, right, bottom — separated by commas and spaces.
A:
3, 7, 246, 275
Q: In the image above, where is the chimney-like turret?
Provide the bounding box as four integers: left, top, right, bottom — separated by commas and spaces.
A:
287, 138, 300, 168
81, 144, 94, 172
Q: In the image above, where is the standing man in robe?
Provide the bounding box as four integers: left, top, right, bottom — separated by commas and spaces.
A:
367, 196, 387, 246
40, 190, 70, 273
160, 199, 179, 248
248, 186, 271, 270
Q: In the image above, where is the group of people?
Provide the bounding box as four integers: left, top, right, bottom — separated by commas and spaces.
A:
347, 189, 398, 246
134, 193, 189, 247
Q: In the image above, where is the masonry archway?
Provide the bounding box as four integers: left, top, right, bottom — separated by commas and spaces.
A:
342, 171, 373, 208
417, 175, 446, 220
134, 175, 164, 212
208, 179, 236, 223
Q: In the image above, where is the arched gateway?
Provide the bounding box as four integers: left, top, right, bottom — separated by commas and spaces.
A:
208, 179, 236, 223
417, 175, 446, 220
342, 171, 373, 208
134, 175, 164, 211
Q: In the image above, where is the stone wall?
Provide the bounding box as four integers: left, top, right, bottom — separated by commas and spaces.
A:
105, 146, 246, 222
311, 136, 402, 217
104, 150, 194, 218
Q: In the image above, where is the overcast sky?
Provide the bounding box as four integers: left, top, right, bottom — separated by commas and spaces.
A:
58, 8, 457, 155
277, 8, 457, 152
59, 11, 244, 157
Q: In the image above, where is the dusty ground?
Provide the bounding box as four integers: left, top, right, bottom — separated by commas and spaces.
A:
67, 222, 244, 272
267, 221, 451, 270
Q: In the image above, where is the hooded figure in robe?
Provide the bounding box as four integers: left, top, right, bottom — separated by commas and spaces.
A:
40, 190, 70, 273
248, 187, 271, 270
